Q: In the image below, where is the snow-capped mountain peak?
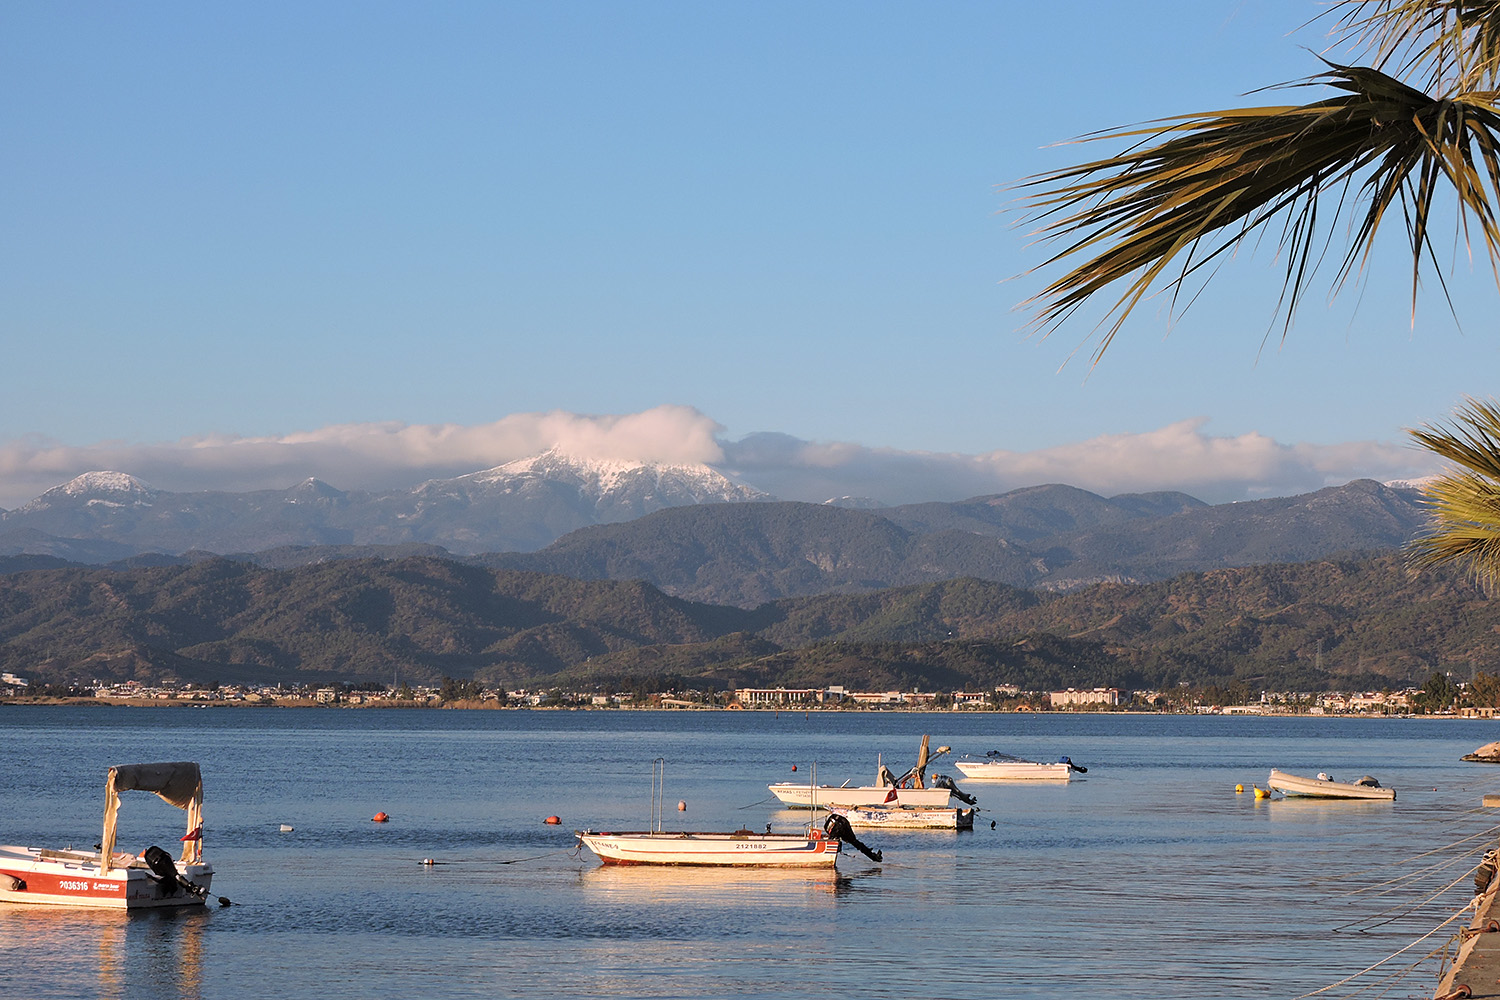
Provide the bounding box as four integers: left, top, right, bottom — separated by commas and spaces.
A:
16, 471, 158, 513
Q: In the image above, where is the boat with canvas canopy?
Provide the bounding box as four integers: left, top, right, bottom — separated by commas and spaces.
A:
0, 762, 223, 909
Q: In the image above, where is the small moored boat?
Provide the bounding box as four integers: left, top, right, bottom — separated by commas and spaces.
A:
770, 735, 974, 809
953, 752, 1085, 781
1265, 768, 1396, 801
826, 805, 975, 830
0, 762, 222, 909
577, 829, 843, 866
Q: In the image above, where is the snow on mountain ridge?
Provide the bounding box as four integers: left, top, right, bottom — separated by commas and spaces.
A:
465, 447, 766, 502
13, 471, 158, 514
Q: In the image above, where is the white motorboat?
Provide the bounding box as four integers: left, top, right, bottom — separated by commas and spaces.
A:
770, 735, 973, 809
577, 829, 842, 866
1463, 741, 1500, 763
578, 757, 882, 868
0, 762, 222, 909
1265, 769, 1396, 801
768, 782, 955, 809
826, 805, 975, 830
953, 752, 1084, 781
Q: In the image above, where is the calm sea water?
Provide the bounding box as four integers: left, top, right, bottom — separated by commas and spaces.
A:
0, 707, 1496, 1000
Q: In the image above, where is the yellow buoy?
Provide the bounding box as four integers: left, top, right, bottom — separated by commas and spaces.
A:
1234, 784, 1244, 793
1254, 787, 1270, 799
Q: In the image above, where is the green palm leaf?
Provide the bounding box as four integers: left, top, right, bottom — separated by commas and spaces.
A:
1020, 62, 1500, 364
1408, 397, 1500, 590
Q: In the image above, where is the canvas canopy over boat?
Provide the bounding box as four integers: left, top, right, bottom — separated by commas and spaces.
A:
953, 752, 1086, 781
1265, 768, 1396, 801
769, 735, 977, 809
826, 805, 976, 830
0, 762, 224, 909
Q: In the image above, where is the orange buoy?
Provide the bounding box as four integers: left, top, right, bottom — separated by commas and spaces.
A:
544, 815, 561, 825
372, 811, 389, 823
791, 765, 797, 772
677, 800, 686, 812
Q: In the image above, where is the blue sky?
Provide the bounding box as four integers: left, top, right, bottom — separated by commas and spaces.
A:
3, 1, 1496, 510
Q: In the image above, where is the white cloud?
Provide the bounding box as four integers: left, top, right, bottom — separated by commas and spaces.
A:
0, 410, 1437, 511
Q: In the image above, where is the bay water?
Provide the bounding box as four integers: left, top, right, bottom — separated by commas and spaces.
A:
0, 707, 1496, 999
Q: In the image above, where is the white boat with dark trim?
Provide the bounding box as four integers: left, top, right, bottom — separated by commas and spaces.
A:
1265, 769, 1396, 801
768, 782, 955, 809
769, 736, 975, 809
827, 805, 976, 830
577, 757, 883, 868
0, 762, 222, 909
953, 752, 1084, 781
577, 828, 842, 866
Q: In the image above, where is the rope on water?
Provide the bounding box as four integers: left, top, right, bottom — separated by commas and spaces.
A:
1332, 859, 1487, 933
1329, 841, 1493, 900
736, 795, 777, 810
1292, 902, 1476, 999
1314, 822, 1500, 884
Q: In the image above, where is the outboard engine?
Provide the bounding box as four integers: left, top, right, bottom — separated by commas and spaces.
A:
929, 773, 978, 806
142, 845, 184, 895
823, 813, 883, 862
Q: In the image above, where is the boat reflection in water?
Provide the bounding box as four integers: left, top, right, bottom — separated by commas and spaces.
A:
0, 905, 207, 998
577, 861, 878, 902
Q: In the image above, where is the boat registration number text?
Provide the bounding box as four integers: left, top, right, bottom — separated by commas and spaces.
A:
58, 880, 120, 892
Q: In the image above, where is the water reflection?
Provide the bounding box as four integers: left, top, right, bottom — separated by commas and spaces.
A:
0, 906, 208, 1000
577, 862, 869, 902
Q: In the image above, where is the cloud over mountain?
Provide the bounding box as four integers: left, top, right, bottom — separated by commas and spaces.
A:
0, 407, 1434, 511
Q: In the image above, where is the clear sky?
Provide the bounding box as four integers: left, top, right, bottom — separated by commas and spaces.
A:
3, 1, 1497, 510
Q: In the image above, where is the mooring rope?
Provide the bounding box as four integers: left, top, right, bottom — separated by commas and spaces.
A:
1291, 903, 1475, 999
1332, 859, 1486, 933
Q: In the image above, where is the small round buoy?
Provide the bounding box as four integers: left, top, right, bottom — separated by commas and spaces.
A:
1234, 784, 1244, 794
1253, 787, 1270, 799
677, 800, 687, 812
544, 815, 561, 825
372, 811, 389, 823
791, 765, 797, 772
279, 824, 294, 832
420, 858, 436, 866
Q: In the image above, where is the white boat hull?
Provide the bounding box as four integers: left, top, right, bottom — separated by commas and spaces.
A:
953, 760, 1072, 781
767, 783, 954, 809
829, 806, 975, 830
577, 831, 841, 867
0, 847, 214, 909
1266, 769, 1396, 801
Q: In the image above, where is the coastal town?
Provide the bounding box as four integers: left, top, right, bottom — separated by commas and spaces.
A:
1, 671, 1489, 716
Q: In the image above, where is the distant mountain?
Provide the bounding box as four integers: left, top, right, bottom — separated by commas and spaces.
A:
0, 450, 768, 557
487, 480, 1429, 606
0, 550, 1490, 695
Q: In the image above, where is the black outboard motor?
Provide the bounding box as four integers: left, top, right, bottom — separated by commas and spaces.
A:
929, 773, 978, 806
142, 846, 184, 895
142, 845, 208, 900
823, 813, 882, 863
1060, 756, 1088, 774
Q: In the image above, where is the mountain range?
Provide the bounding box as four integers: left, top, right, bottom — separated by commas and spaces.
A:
0, 456, 1432, 607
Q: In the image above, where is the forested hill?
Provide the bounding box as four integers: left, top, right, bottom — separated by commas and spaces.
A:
0, 551, 1491, 696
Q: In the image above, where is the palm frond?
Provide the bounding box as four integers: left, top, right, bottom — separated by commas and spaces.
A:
1407, 396, 1500, 591
1019, 62, 1500, 363
1328, 1, 1500, 91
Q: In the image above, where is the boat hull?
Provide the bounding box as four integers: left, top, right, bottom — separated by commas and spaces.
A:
1265, 769, 1396, 801
577, 831, 841, 867
767, 783, 954, 809
0, 846, 213, 909
953, 760, 1071, 781
829, 806, 975, 830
